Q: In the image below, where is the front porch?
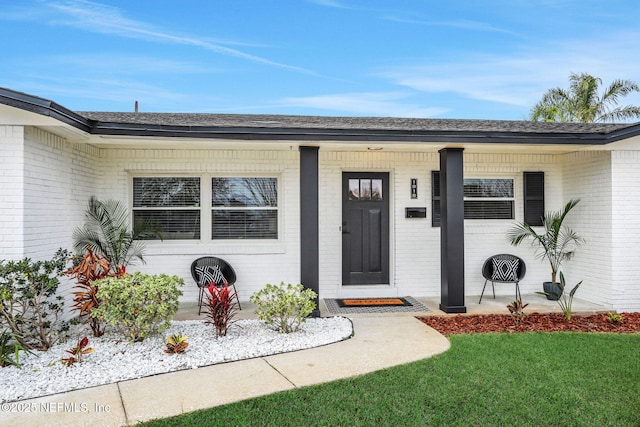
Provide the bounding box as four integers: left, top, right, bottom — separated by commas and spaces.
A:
173, 292, 609, 321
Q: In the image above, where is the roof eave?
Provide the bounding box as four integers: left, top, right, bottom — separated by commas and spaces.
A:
0, 87, 91, 133
90, 121, 618, 145
3, 86, 640, 145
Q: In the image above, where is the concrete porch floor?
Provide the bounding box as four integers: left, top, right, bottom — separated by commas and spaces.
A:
417, 293, 609, 316
174, 292, 609, 321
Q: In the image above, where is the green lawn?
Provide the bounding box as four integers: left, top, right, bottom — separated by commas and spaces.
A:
143, 333, 640, 427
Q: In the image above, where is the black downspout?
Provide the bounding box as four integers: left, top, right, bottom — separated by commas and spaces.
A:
299, 146, 321, 317
439, 148, 467, 313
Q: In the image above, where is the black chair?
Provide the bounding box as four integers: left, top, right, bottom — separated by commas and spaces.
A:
190, 256, 241, 314
479, 254, 526, 304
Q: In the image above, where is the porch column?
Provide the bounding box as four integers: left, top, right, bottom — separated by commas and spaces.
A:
299, 146, 320, 317
439, 148, 467, 313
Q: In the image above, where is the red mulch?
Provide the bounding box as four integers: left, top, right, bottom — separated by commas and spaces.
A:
418, 312, 640, 335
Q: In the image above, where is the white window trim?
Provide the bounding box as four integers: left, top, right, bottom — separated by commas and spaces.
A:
209, 175, 281, 242
462, 175, 515, 221
129, 173, 283, 245
131, 175, 202, 241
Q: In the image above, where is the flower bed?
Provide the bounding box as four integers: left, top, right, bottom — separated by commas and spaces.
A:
0, 317, 353, 403
418, 312, 640, 335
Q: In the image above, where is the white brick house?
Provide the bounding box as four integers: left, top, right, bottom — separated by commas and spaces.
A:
2, 87, 640, 312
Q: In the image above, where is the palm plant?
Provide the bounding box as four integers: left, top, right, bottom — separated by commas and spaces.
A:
537, 272, 582, 321
508, 199, 584, 284
72, 196, 162, 271
530, 73, 640, 123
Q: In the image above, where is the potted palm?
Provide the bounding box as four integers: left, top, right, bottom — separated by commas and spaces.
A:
507, 199, 584, 300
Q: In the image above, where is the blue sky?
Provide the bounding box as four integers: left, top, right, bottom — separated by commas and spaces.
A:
1, 0, 639, 120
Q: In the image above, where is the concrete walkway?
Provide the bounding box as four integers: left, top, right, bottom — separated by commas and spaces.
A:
0, 313, 450, 427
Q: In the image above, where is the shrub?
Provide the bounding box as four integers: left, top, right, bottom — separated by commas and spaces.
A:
164, 334, 189, 354
91, 273, 183, 342
0, 249, 69, 350
250, 282, 317, 333
60, 336, 94, 367
0, 330, 31, 368
537, 272, 582, 321
65, 247, 128, 337
507, 299, 529, 325
204, 283, 239, 337
605, 312, 624, 324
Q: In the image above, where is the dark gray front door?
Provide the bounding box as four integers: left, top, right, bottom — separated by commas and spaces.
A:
342, 172, 389, 285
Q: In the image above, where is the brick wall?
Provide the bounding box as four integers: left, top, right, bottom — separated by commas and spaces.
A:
0, 126, 25, 259
318, 150, 564, 300
6, 128, 637, 311
610, 151, 640, 311
96, 148, 301, 303
0, 126, 99, 318
562, 151, 613, 308
1, 126, 99, 260
23, 127, 99, 259
562, 149, 640, 312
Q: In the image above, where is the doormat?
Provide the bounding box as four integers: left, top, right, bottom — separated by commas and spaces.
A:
337, 297, 411, 307
324, 296, 431, 314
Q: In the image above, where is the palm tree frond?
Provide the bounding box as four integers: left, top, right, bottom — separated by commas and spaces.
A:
530, 73, 640, 123
72, 196, 161, 271
508, 199, 583, 283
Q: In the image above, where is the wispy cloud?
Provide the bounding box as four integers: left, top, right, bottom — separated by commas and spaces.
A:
4, 52, 218, 110
308, 0, 350, 9
20, 0, 315, 74
11, 72, 192, 110
386, 16, 517, 35
380, 30, 640, 110
23, 53, 212, 75
277, 92, 449, 117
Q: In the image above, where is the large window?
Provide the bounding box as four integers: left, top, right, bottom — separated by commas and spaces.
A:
211, 177, 278, 240
431, 172, 514, 226
133, 177, 201, 240
132, 176, 279, 241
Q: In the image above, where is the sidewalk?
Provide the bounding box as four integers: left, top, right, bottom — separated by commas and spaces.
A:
0, 313, 450, 427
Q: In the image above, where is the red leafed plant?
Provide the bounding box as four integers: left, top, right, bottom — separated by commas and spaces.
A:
204, 282, 239, 337
507, 299, 529, 325
60, 336, 94, 367
64, 247, 128, 337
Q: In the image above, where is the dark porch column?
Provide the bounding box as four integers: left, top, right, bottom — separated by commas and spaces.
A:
439, 148, 467, 313
299, 146, 320, 317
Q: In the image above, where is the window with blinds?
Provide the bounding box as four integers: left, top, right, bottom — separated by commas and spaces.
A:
431, 172, 514, 226
133, 177, 201, 240
463, 178, 514, 219
211, 177, 278, 239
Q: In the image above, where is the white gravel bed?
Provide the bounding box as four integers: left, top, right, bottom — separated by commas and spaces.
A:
1, 316, 353, 403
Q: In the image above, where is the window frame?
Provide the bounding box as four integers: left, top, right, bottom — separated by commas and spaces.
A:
130, 174, 281, 242
210, 176, 280, 241
131, 175, 202, 241
462, 176, 515, 221
431, 171, 516, 226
